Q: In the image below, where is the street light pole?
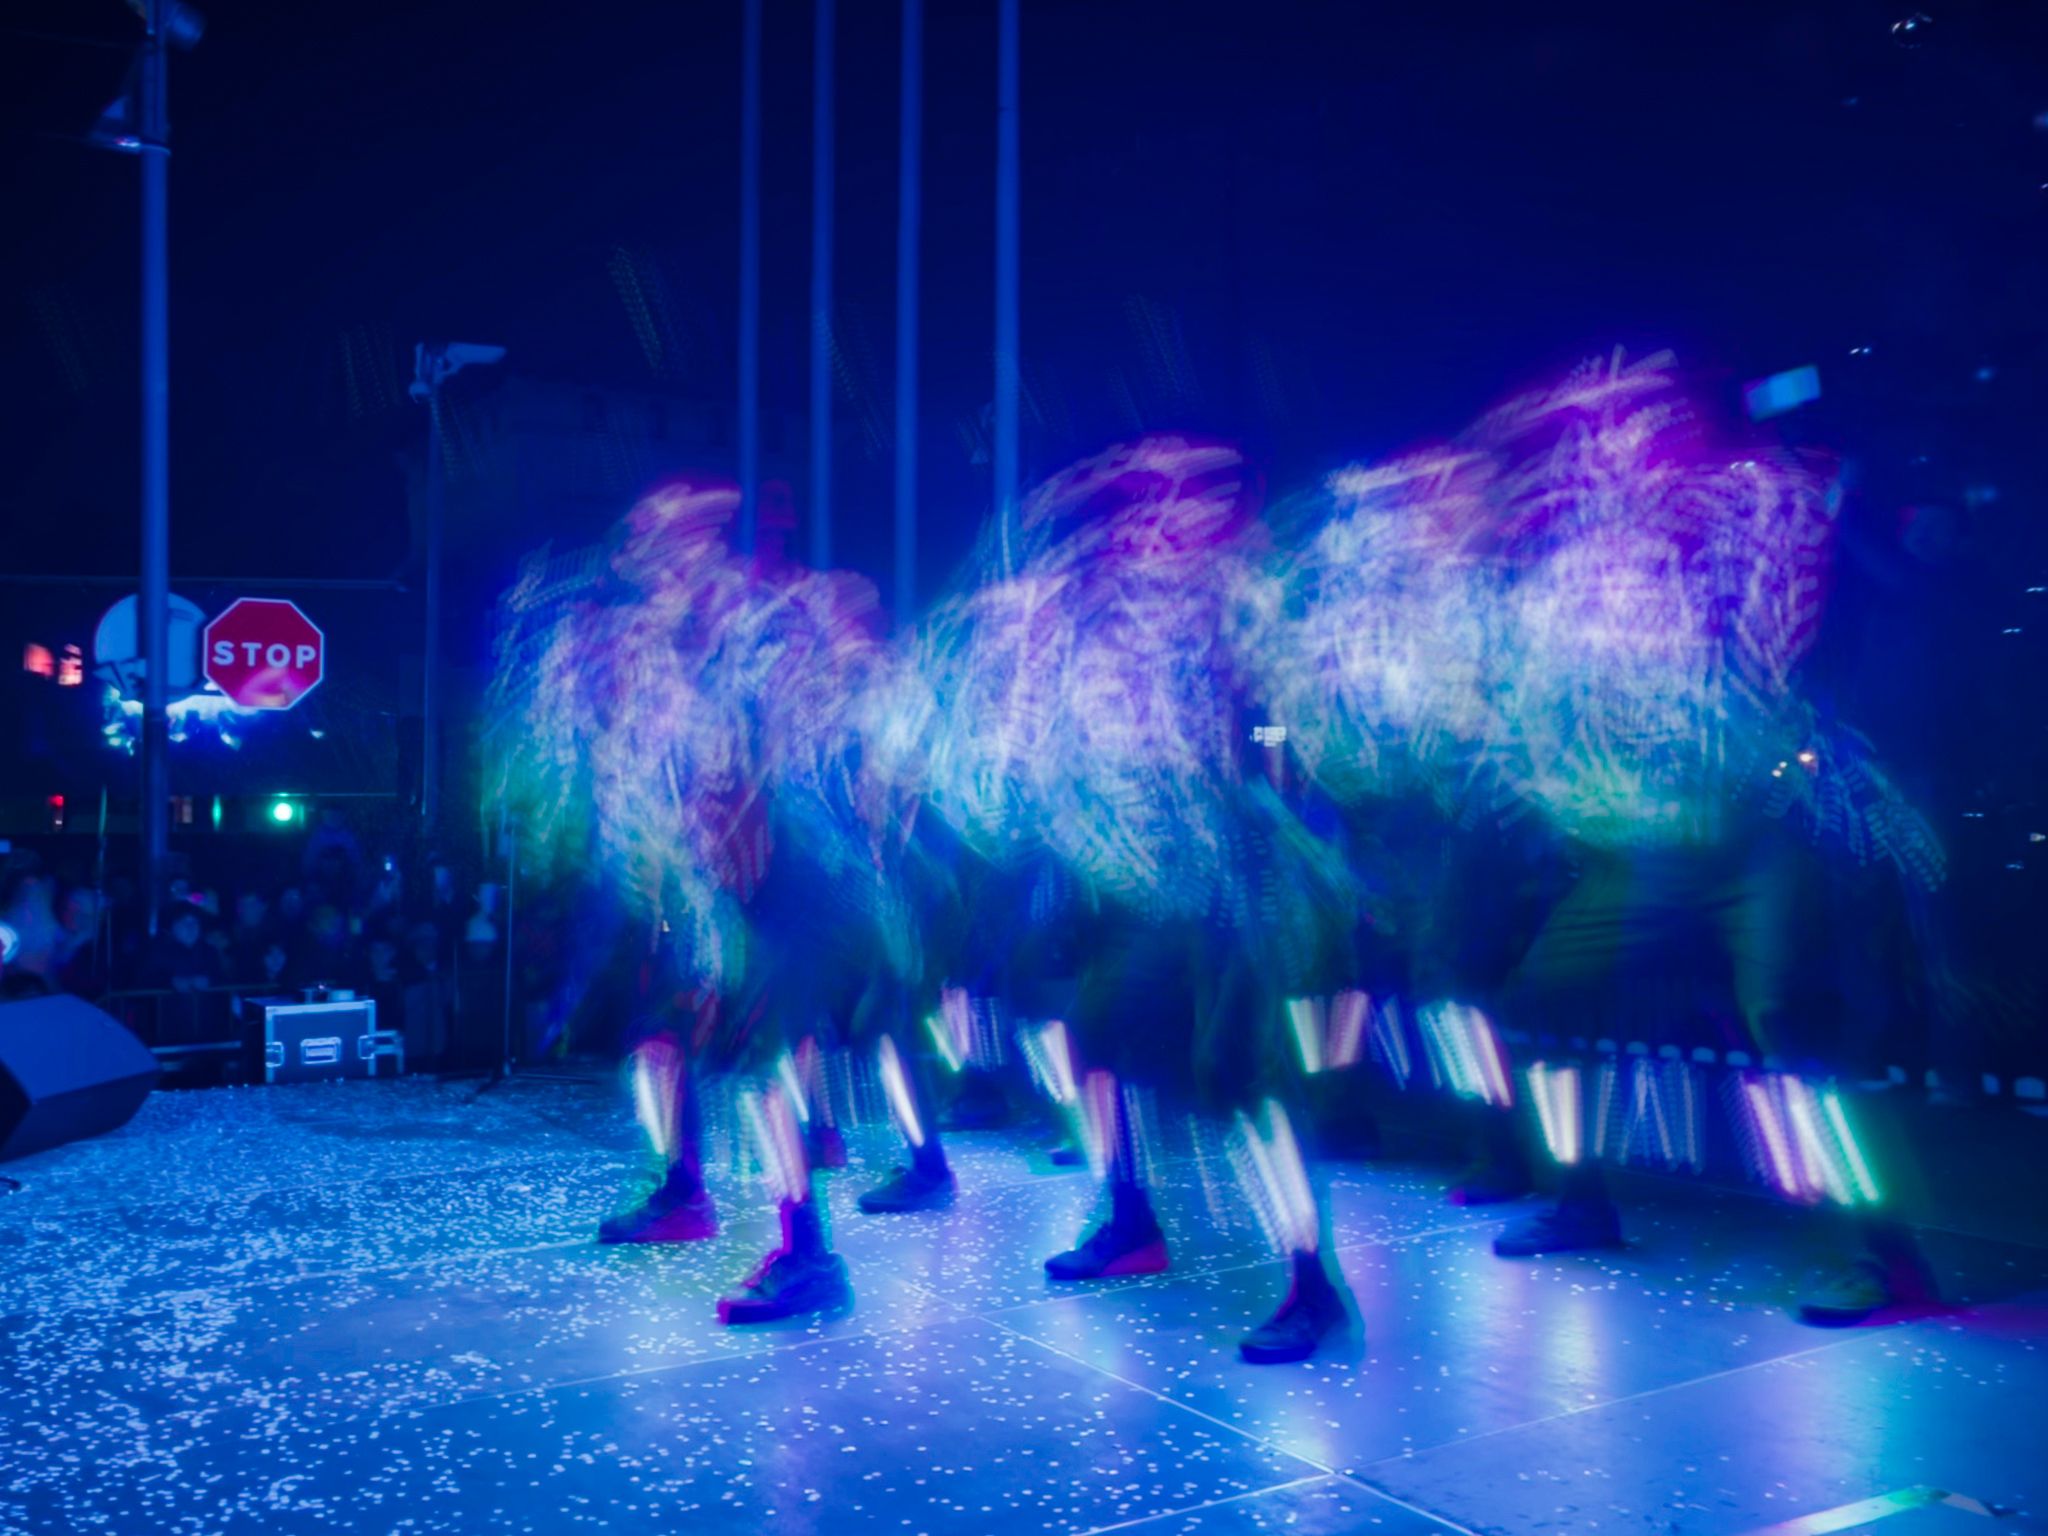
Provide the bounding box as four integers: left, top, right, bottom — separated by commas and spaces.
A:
422, 383, 445, 830
411, 342, 506, 836
894, 0, 923, 625
810, 0, 835, 570
739, 0, 763, 556
138, 0, 173, 937
994, 0, 1020, 577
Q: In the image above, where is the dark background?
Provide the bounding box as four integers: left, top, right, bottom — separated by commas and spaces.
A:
2, 0, 2043, 1026
8, 2, 2044, 574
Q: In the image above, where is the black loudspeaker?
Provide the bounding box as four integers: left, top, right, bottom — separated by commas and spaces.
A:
0, 994, 160, 1162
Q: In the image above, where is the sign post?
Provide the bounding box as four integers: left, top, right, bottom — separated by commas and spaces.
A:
202, 598, 325, 710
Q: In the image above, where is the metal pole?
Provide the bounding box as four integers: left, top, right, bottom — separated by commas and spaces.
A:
809, 0, 835, 570
94, 786, 111, 987
500, 819, 516, 1077
894, 0, 923, 624
738, 0, 763, 556
422, 386, 445, 830
994, 0, 1020, 576
139, 0, 172, 936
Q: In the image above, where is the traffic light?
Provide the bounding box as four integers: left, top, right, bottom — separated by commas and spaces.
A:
268, 797, 300, 826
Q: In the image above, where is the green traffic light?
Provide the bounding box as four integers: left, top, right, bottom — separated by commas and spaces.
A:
270, 799, 298, 825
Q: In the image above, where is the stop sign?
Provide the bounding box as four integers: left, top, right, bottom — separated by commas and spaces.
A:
203, 598, 326, 710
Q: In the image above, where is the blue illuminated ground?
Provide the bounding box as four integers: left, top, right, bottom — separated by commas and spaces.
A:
1, 1076, 2044, 1534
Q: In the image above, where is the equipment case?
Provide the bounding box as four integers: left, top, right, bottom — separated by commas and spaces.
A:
252, 996, 404, 1084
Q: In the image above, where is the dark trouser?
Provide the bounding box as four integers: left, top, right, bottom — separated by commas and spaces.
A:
1490, 834, 1804, 1204
1503, 836, 1805, 1056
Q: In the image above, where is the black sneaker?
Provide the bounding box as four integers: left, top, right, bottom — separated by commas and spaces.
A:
1240, 1256, 1348, 1364
1045, 1216, 1169, 1280
1492, 1199, 1622, 1257
717, 1246, 853, 1324
1797, 1254, 1939, 1327
597, 1184, 718, 1244
857, 1161, 957, 1213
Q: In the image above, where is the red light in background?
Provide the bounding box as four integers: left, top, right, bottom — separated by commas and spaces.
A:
47, 795, 65, 831
22, 644, 53, 678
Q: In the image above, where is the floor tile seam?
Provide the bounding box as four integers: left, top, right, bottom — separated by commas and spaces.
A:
383, 1290, 988, 1418
963, 1217, 1509, 1319
1328, 1471, 1489, 1536
981, 1313, 1338, 1480
1348, 1333, 1867, 1472
4, 1227, 794, 1318
1065, 1473, 1337, 1535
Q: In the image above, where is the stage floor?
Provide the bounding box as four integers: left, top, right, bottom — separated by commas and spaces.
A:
2, 1076, 2045, 1535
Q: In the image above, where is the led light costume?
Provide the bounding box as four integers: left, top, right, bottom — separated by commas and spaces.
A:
489, 481, 884, 1320
1431, 354, 1944, 1317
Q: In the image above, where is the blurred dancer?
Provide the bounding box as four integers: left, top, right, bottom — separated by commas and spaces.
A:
1459, 356, 1948, 1324
487, 480, 881, 1321
1209, 749, 1365, 1362
598, 928, 721, 1244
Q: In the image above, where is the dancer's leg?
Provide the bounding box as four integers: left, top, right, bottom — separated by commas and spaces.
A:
859, 1024, 959, 1212
719, 1082, 853, 1323
1718, 843, 1940, 1323
599, 1033, 718, 1243
1044, 1069, 1170, 1280
1488, 856, 1653, 1255
794, 1033, 850, 1169
1236, 1095, 1352, 1363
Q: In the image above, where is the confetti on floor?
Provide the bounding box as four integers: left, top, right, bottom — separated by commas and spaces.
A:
1, 1077, 2044, 1534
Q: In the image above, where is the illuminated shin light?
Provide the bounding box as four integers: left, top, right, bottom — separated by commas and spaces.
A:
1079, 1069, 1120, 1181
878, 1034, 925, 1148
795, 1036, 835, 1128
1783, 1077, 1852, 1205
1627, 1060, 1674, 1165
1327, 990, 1369, 1071
1675, 1062, 1703, 1172
1476, 1013, 1514, 1107
1231, 1098, 1321, 1255
1286, 996, 1326, 1075
739, 1085, 810, 1204
1741, 1076, 1801, 1199
1368, 995, 1414, 1087
1592, 1058, 1702, 1169
966, 993, 1006, 1068
1419, 1001, 1514, 1107
629, 1040, 682, 1163
1285, 992, 1371, 1076
926, 986, 973, 1074
1736, 1074, 1877, 1207
774, 1049, 812, 1126
1592, 1060, 1618, 1159
1418, 1002, 1475, 1097
1820, 1087, 1882, 1204
1527, 1062, 1582, 1165
1020, 1019, 1079, 1106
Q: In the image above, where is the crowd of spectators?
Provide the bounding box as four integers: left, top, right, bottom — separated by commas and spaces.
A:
0, 809, 510, 1072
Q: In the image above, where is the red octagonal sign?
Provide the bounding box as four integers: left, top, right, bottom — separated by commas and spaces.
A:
203, 598, 325, 710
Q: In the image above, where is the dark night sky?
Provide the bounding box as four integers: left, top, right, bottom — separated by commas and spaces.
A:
4, 0, 2045, 594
